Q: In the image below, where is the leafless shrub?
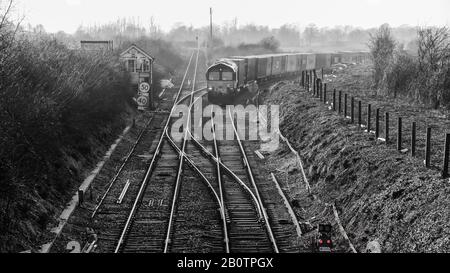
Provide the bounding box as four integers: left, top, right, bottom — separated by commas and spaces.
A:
368, 24, 397, 92
415, 26, 450, 108
383, 48, 418, 98
371, 25, 450, 109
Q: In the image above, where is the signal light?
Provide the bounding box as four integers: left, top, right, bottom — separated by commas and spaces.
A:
319, 240, 323, 244
327, 240, 331, 244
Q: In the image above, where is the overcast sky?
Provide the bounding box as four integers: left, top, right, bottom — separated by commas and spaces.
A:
14, 0, 450, 33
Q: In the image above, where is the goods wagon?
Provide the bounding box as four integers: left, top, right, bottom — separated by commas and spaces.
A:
230, 58, 247, 87
315, 53, 332, 69
287, 54, 298, 73
207, 51, 368, 105
256, 55, 270, 80
305, 54, 316, 70
331, 53, 342, 65
271, 55, 283, 76
280, 54, 288, 74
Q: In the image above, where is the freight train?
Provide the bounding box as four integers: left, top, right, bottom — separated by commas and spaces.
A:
206, 51, 370, 105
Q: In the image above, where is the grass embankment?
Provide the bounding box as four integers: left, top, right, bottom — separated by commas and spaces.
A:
261, 66, 449, 252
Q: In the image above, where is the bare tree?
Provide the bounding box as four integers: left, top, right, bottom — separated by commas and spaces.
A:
303, 23, 319, 47
0, 0, 15, 51
416, 26, 450, 108
368, 23, 397, 92
0, 0, 14, 30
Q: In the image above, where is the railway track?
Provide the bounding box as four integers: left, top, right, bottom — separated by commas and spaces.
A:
185, 107, 302, 253
87, 50, 196, 253
90, 44, 300, 253
185, 112, 278, 253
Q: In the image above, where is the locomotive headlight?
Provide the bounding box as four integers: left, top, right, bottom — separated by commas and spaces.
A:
208, 87, 213, 91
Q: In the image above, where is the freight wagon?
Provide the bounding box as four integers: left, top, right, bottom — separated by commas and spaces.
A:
206, 51, 369, 105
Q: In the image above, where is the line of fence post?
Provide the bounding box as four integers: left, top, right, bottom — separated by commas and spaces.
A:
304, 83, 450, 179
411, 122, 416, 157
397, 117, 402, 151
385, 112, 390, 143
426, 127, 431, 168
443, 133, 450, 178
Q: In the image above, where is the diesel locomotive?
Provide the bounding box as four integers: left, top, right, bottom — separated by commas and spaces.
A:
206, 51, 369, 105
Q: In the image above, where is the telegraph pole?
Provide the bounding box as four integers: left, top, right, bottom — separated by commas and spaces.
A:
210, 7, 213, 45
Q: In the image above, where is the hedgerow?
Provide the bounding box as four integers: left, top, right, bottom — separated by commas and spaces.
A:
0, 29, 132, 251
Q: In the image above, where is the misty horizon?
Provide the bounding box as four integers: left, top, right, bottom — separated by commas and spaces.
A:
13, 0, 450, 34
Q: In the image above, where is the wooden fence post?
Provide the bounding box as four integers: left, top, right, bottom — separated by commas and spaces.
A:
338, 91, 342, 114
324, 83, 327, 104
351, 97, 355, 123
411, 122, 416, 157
443, 133, 450, 178
304, 71, 306, 88
397, 117, 402, 151
333, 89, 336, 111
385, 112, 390, 144
304, 72, 307, 89
308, 73, 311, 91
301, 71, 304, 87
376, 109, 380, 139
319, 80, 323, 99
358, 101, 362, 128
367, 104, 371, 133
425, 127, 431, 168
306, 72, 309, 90
313, 78, 316, 96
344, 94, 348, 118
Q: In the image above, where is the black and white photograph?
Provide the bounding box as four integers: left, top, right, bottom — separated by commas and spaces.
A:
0, 0, 449, 266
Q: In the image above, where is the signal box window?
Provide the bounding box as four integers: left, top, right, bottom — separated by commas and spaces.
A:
208, 71, 220, 81
127, 59, 136, 72
142, 60, 150, 72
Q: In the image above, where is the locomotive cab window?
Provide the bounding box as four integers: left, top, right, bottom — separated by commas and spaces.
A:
222, 71, 233, 81
208, 71, 220, 81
